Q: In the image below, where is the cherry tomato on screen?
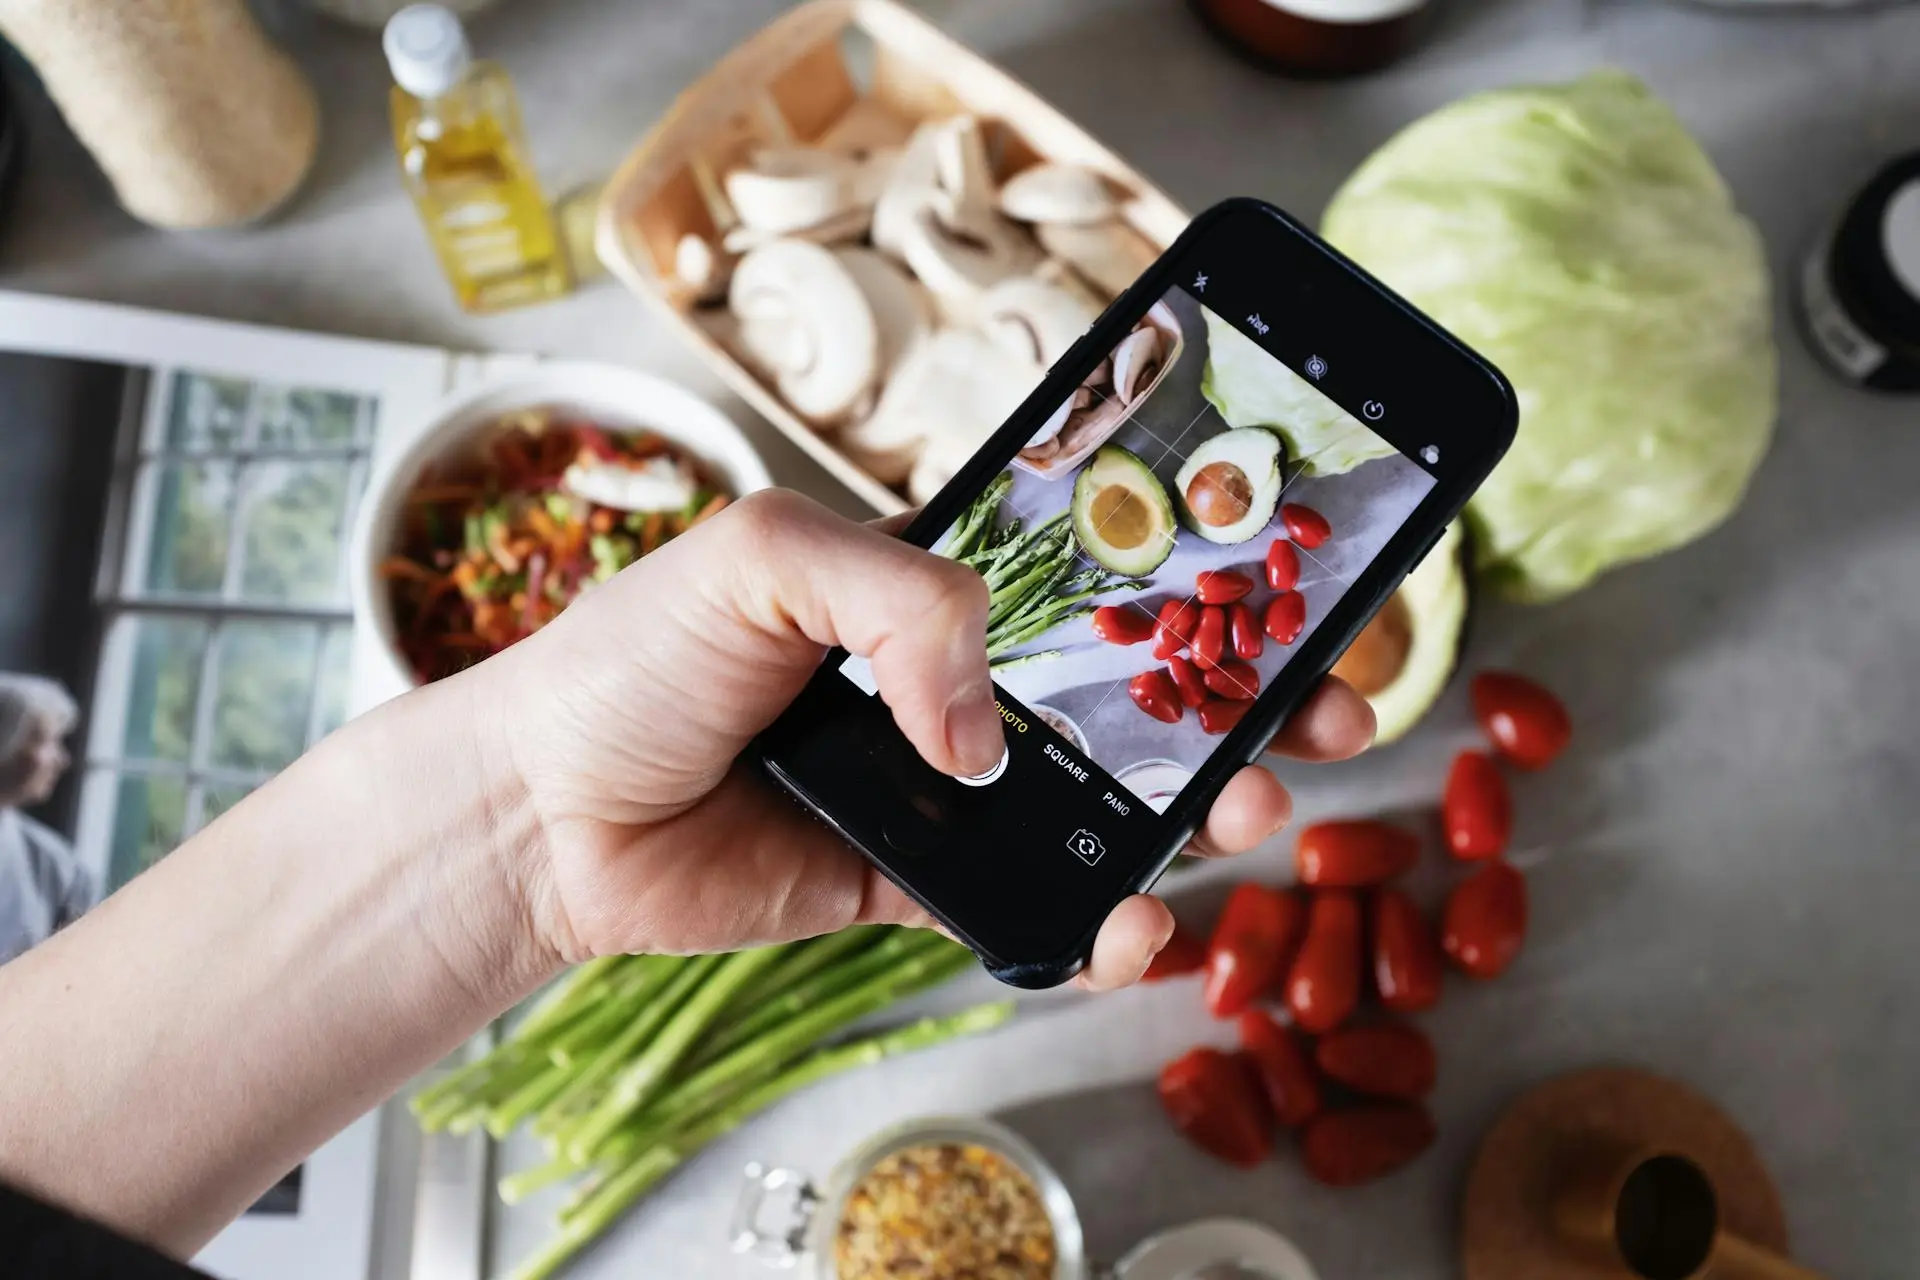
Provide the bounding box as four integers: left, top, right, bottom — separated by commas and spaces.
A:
1263, 592, 1306, 645
1195, 569, 1254, 605
1152, 598, 1201, 660
1193, 605, 1227, 669
1265, 538, 1300, 591
1167, 655, 1209, 708
1282, 504, 1331, 549
1229, 602, 1263, 660
1470, 671, 1572, 770
1091, 605, 1156, 646
1128, 669, 1183, 724
1198, 698, 1252, 735
1203, 659, 1260, 701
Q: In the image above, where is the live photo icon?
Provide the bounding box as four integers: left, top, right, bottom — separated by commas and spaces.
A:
1420, 444, 1441, 465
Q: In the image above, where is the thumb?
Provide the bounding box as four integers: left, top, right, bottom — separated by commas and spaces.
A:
703, 490, 1004, 777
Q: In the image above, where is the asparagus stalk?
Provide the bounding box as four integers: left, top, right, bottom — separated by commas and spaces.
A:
722, 925, 888, 1015
509, 955, 629, 1043
505, 1002, 1017, 1280
531, 955, 718, 1137
690, 928, 947, 1066
990, 648, 1064, 672
561, 944, 793, 1163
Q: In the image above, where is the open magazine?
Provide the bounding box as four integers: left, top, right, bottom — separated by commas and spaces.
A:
0, 290, 523, 1280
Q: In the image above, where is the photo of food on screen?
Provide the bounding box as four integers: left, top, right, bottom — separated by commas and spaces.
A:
843, 283, 1435, 810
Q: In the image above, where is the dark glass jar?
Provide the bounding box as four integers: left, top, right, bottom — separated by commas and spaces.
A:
1799, 151, 1920, 394
1189, 0, 1431, 78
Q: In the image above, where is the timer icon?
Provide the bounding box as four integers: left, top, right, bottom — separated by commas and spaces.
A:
1304, 354, 1328, 380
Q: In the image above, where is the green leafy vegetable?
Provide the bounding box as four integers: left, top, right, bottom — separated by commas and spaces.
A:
1320, 70, 1776, 600
1200, 318, 1393, 476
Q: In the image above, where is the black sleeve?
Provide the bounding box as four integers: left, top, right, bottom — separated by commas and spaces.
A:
0, 1181, 212, 1279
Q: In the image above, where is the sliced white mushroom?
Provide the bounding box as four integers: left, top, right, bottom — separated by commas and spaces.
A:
722, 204, 872, 255
899, 206, 1043, 326
674, 233, 731, 303
872, 121, 949, 259
1109, 326, 1164, 404
909, 425, 984, 506
836, 247, 934, 379
728, 239, 880, 426
979, 274, 1100, 366
931, 116, 997, 219
1026, 385, 1092, 450
1086, 357, 1112, 390
723, 147, 859, 236
999, 162, 1117, 226
1037, 219, 1159, 299
846, 327, 1040, 485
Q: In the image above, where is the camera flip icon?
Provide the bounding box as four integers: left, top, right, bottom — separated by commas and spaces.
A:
1066, 828, 1107, 866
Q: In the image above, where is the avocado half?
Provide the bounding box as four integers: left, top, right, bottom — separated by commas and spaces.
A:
1334, 520, 1470, 745
1173, 428, 1285, 545
1071, 445, 1176, 576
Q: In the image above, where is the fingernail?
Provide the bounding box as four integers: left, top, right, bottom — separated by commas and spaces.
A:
947, 690, 1005, 778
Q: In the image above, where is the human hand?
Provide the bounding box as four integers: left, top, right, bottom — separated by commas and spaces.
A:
473, 489, 1374, 990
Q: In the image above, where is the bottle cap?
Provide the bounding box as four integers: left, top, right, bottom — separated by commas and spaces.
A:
384, 5, 473, 99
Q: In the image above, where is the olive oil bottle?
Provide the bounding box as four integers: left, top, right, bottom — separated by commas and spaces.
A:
383, 5, 569, 312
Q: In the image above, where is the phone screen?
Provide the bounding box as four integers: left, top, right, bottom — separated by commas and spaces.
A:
839, 280, 1435, 814
758, 200, 1513, 983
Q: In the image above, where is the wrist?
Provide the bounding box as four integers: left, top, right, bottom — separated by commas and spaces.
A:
344, 670, 567, 1012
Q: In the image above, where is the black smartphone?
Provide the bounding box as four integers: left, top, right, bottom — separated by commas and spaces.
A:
755, 198, 1517, 988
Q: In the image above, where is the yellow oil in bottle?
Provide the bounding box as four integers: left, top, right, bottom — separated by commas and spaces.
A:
385, 8, 568, 313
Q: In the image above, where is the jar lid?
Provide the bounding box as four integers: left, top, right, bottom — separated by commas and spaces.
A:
383, 4, 473, 99
1111, 1217, 1320, 1280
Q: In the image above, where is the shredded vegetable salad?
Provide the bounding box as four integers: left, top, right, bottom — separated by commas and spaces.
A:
382, 413, 730, 682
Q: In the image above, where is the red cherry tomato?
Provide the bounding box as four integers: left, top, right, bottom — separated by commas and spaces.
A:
1314, 1024, 1438, 1101
1263, 592, 1306, 645
1441, 862, 1528, 980
1198, 698, 1252, 735
1091, 605, 1156, 646
1229, 602, 1263, 660
1265, 539, 1300, 591
1444, 750, 1512, 860
1195, 569, 1254, 605
1167, 655, 1209, 708
1203, 659, 1260, 701
1193, 605, 1227, 669
1151, 598, 1200, 660
1301, 1105, 1436, 1186
1128, 669, 1183, 724
1203, 883, 1300, 1018
1371, 888, 1443, 1014
1470, 671, 1572, 770
1282, 504, 1331, 549
1296, 820, 1420, 888
1237, 1010, 1321, 1128
1142, 925, 1208, 981
1285, 890, 1362, 1034
1157, 1048, 1275, 1169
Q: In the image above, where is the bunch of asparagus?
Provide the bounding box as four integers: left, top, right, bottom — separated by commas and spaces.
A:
940, 471, 1146, 665
411, 926, 1011, 1280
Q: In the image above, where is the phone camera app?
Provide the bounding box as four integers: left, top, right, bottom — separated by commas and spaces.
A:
1067, 828, 1107, 866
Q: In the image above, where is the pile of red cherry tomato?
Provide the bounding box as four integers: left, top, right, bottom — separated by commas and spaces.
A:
1095, 504, 1330, 735
1149, 670, 1573, 1184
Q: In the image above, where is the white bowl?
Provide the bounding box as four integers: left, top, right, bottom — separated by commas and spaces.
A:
350, 361, 773, 695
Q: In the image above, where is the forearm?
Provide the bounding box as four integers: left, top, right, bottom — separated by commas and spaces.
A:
0, 670, 559, 1255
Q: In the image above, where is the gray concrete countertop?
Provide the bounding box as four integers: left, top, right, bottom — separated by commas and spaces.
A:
8, 1, 1918, 1277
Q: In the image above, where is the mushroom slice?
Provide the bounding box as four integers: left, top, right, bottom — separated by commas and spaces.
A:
1038, 219, 1159, 299
1057, 390, 1131, 455
729, 239, 880, 426
1025, 386, 1092, 450
931, 115, 998, 217
979, 275, 1100, 366
836, 247, 934, 378
850, 328, 1041, 486
1109, 326, 1164, 404
723, 147, 859, 236
872, 121, 949, 259
900, 206, 1043, 326
674, 233, 731, 304
999, 163, 1117, 226
722, 204, 871, 254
